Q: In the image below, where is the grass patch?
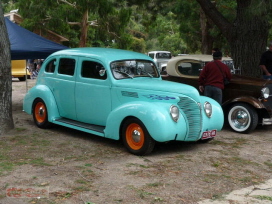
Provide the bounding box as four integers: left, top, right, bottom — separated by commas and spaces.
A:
29, 158, 52, 166
264, 161, 272, 169
146, 182, 164, 188
254, 195, 272, 201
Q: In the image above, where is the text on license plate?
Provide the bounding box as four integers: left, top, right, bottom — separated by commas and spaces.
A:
201, 130, 217, 140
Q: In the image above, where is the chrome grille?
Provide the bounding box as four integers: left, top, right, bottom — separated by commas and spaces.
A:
177, 97, 202, 140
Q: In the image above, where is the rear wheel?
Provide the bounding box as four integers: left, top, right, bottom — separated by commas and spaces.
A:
32, 99, 51, 128
122, 118, 155, 155
227, 103, 258, 134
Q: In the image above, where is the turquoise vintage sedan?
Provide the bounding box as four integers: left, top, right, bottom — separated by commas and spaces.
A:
23, 48, 224, 155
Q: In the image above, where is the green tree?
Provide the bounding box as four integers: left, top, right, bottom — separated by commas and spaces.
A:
0, 1, 14, 135
196, 0, 271, 77
16, 0, 132, 48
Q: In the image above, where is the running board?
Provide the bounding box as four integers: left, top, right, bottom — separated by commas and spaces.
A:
54, 118, 105, 135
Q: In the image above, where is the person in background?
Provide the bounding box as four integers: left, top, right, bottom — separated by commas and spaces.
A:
259, 42, 272, 79
27, 59, 36, 79
36, 59, 43, 72
199, 51, 232, 104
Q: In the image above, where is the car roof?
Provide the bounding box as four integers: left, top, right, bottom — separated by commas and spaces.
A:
50, 47, 152, 62
148, 51, 171, 53
170, 54, 232, 62
166, 54, 233, 77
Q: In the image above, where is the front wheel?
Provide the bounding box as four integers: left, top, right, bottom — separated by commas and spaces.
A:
227, 103, 258, 134
32, 99, 51, 129
122, 118, 155, 155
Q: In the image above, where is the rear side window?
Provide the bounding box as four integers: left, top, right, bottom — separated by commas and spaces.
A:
58, 58, 76, 76
45, 59, 56, 73
81, 61, 107, 80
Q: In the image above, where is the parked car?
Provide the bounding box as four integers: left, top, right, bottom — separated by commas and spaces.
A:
147, 51, 172, 74
163, 55, 272, 133
23, 48, 224, 155
12, 60, 30, 81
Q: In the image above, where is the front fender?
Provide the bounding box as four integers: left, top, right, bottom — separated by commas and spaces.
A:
223, 96, 265, 109
200, 96, 224, 131
104, 101, 187, 142
23, 85, 60, 122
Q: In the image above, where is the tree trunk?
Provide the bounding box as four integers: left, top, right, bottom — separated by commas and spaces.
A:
79, 9, 89, 47
196, 0, 270, 77
0, 2, 14, 135
199, 7, 214, 54
229, 1, 269, 77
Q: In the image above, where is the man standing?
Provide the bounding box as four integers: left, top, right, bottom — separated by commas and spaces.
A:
259, 42, 272, 79
199, 51, 232, 104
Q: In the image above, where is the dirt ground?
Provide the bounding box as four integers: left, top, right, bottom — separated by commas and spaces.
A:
0, 79, 271, 204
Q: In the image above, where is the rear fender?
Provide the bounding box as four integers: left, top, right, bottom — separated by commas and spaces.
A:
23, 85, 60, 122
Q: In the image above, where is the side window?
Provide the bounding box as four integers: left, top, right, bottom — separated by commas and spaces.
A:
45, 59, 56, 73
178, 62, 202, 76
58, 58, 76, 76
81, 61, 107, 80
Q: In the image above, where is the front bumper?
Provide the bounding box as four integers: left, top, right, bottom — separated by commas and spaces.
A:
262, 118, 272, 125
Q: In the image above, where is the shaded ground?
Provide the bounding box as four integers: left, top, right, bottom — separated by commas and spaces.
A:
0, 79, 271, 204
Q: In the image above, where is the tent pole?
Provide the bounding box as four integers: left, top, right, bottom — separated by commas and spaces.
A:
25, 60, 28, 92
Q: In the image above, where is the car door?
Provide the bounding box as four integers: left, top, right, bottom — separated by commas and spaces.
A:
53, 57, 77, 120
75, 58, 111, 126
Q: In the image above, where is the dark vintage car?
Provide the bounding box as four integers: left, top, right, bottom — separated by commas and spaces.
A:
162, 55, 272, 133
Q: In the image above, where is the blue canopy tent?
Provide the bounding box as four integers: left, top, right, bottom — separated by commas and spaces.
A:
5, 17, 68, 60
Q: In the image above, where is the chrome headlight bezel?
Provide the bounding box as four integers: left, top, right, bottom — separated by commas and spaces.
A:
204, 102, 212, 118
261, 87, 270, 99
170, 105, 179, 122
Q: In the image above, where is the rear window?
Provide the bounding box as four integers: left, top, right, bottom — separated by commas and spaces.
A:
156, 53, 171, 59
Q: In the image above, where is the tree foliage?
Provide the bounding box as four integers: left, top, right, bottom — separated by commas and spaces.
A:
196, 0, 272, 77
3, 0, 272, 76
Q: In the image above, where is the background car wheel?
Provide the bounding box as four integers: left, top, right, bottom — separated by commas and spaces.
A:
122, 118, 155, 155
32, 99, 51, 129
227, 103, 258, 133
18, 76, 26, 81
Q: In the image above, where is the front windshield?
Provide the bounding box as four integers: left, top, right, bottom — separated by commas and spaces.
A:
111, 60, 159, 79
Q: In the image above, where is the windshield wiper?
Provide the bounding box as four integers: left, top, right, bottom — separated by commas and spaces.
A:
114, 70, 133, 79
140, 70, 153, 78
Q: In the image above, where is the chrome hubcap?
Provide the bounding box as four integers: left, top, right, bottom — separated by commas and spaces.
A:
132, 130, 141, 143
231, 109, 249, 129
38, 107, 45, 117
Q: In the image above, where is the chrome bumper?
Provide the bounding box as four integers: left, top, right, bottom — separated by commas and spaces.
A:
262, 118, 272, 125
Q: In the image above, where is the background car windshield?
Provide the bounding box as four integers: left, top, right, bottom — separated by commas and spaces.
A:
156, 53, 171, 59
111, 60, 159, 79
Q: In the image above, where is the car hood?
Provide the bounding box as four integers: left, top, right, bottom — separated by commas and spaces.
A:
114, 78, 201, 102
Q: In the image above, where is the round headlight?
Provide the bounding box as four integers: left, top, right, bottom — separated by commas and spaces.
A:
261, 87, 270, 99
170, 105, 179, 122
204, 102, 212, 118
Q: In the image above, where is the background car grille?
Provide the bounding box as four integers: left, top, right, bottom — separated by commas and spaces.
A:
177, 97, 202, 140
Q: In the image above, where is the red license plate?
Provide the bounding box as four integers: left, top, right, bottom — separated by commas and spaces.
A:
201, 130, 217, 140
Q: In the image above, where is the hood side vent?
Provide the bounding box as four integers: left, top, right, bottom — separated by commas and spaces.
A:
122, 91, 139, 98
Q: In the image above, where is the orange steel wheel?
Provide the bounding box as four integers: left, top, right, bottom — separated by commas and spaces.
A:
34, 101, 47, 123
125, 123, 145, 150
